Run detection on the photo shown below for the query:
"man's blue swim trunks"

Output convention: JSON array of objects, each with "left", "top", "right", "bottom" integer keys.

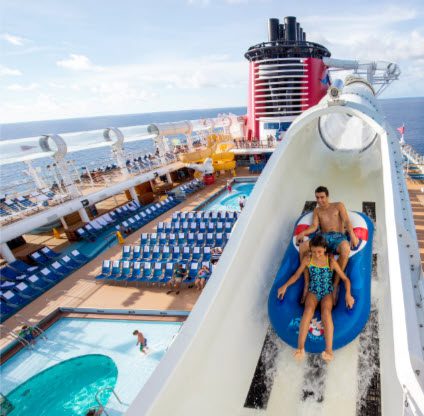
[{"left": 321, "top": 232, "right": 347, "bottom": 254}]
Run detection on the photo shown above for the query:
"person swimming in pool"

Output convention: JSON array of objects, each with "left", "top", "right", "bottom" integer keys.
[
  {"left": 133, "top": 330, "right": 148, "bottom": 354},
  {"left": 295, "top": 186, "right": 359, "bottom": 305},
  {"left": 277, "top": 235, "right": 355, "bottom": 362}
]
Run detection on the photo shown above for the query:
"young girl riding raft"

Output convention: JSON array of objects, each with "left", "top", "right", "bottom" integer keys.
[{"left": 277, "top": 235, "right": 355, "bottom": 362}]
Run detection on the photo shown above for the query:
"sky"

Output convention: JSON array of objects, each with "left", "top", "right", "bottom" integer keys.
[{"left": 1, "top": 0, "right": 423, "bottom": 123}]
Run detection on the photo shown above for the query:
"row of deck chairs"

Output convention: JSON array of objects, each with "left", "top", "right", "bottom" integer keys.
[
  {"left": 0, "top": 188, "right": 66, "bottom": 221},
  {"left": 170, "top": 210, "right": 238, "bottom": 223},
  {"left": 96, "top": 259, "right": 213, "bottom": 286},
  {"left": 0, "top": 249, "right": 89, "bottom": 322},
  {"left": 168, "top": 179, "right": 204, "bottom": 198},
  {"left": 121, "top": 245, "right": 217, "bottom": 263},
  {"left": 76, "top": 196, "right": 179, "bottom": 242},
  {"left": 139, "top": 231, "right": 231, "bottom": 248}
]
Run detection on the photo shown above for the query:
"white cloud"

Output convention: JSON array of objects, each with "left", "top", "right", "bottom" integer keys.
[
  {"left": 0, "top": 33, "right": 26, "bottom": 46},
  {"left": 7, "top": 83, "right": 39, "bottom": 91},
  {"left": 0, "top": 64, "right": 22, "bottom": 77},
  {"left": 56, "top": 54, "right": 103, "bottom": 71}
]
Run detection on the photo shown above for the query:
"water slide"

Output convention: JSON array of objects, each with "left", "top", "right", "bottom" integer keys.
[
  {"left": 179, "top": 134, "right": 236, "bottom": 173},
  {"left": 127, "top": 77, "right": 424, "bottom": 415}
]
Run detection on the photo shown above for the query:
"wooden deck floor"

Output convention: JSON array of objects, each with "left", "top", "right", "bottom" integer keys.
[{"left": 0, "top": 168, "right": 256, "bottom": 350}]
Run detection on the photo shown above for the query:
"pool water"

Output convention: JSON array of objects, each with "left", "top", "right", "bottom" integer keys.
[
  {"left": 203, "top": 182, "right": 255, "bottom": 211},
  {"left": 6, "top": 355, "right": 117, "bottom": 416},
  {"left": 1, "top": 318, "right": 182, "bottom": 415}
]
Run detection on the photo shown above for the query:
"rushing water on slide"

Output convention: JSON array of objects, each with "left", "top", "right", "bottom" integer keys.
[{"left": 244, "top": 236, "right": 382, "bottom": 416}]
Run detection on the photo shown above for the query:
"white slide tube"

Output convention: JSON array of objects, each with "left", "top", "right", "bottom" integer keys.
[{"left": 127, "top": 88, "right": 424, "bottom": 415}]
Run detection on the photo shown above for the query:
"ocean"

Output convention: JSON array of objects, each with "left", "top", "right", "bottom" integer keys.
[{"left": 0, "top": 98, "right": 422, "bottom": 196}]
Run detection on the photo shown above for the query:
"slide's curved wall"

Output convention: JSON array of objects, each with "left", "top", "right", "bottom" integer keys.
[{"left": 127, "top": 99, "right": 424, "bottom": 415}]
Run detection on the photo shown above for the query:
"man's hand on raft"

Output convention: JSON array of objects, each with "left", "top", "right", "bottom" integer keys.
[
  {"left": 350, "top": 234, "right": 359, "bottom": 249},
  {"left": 296, "top": 233, "right": 305, "bottom": 245}
]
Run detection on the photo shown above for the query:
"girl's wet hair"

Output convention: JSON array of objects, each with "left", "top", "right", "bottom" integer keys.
[{"left": 309, "top": 235, "right": 328, "bottom": 251}]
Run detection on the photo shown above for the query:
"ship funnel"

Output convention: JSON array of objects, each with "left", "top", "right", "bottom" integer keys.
[
  {"left": 284, "top": 16, "right": 297, "bottom": 41},
  {"left": 318, "top": 76, "right": 379, "bottom": 153},
  {"left": 268, "top": 18, "right": 280, "bottom": 42}
]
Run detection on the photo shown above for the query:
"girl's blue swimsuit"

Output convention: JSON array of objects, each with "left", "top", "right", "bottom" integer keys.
[{"left": 308, "top": 256, "right": 334, "bottom": 301}]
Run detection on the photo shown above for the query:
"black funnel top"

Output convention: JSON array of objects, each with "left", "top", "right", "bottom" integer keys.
[{"left": 245, "top": 15, "right": 331, "bottom": 61}]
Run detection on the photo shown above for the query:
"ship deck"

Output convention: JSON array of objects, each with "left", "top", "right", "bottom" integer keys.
[
  {"left": 0, "top": 168, "right": 256, "bottom": 352},
  {"left": 2, "top": 170, "right": 423, "bottom": 355}
]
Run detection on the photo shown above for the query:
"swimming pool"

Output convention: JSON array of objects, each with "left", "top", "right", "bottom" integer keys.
[
  {"left": 202, "top": 182, "right": 255, "bottom": 211},
  {"left": 1, "top": 318, "right": 182, "bottom": 415},
  {"left": 5, "top": 354, "right": 117, "bottom": 416}
]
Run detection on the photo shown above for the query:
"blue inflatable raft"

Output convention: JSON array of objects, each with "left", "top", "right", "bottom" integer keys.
[{"left": 268, "top": 211, "right": 374, "bottom": 353}]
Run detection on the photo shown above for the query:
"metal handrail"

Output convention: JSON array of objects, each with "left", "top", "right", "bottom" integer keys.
[
  {"left": 12, "top": 314, "right": 48, "bottom": 340},
  {"left": 95, "top": 387, "right": 126, "bottom": 416},
  {"left": 0, "top": 324, "right": 32, "bottom": 349}
]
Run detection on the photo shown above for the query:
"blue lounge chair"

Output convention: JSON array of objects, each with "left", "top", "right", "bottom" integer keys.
[
  {"left": 207, "top": 222, "right": 215, "bottom": 233},
  {"left": 157, "top": 222, "right": 165, "bottom": 233},
  {"left": 70, "top": 249, "right": 89, "bottom": 264},
  {"left": 159, "top": 233, "right": 167, "bottom": 245},
  {"left": 0, "top": 266, "right": 25, "bottom": 281},
  {"left": 182, "top": 247, "right": 191, "bottom": 261},
  {"left": 39, "top": 267, "right": 62, "bottom": 283},
  {"left": 117, "top": 261, "right": 132, "bottom": 283},
  {"left": 172, "top": 247, "right": 181, "bottom": 261},
  {"left": 141, "top": 233, "right": 149, "bottom": 246},
  {"left": 40, "top": 246, "right": 60, "bottom": 260},
  {"left": 162, "top": 246, "right": 171, "bottom": 262},
  {"left": 0, "top": 300, "right": 16, "bottom": 321},
  {"left": 96, "top": 260, "right": 111, "bottom": 281},
  {"left": 59, "top": 255, "right": 80, "bottom": 270},
  {"left": 109, "top": 260, "right": 122, "bottom": 281},
  {"left": 49, "top": 261, "right": 72, "bottom": 277},
  {"left": 178, "top": 232, "right": 186, "bottom": 245},
  {"left": 216, "top": 222, "right": 224, "bottom": 233},
  {"left": 187, "top": 262, "right": 199, "bottom": 284},
  {"left": 133, "top": 246, "right": 141, "bottom": 260},
  {"left": 1, "top": 290, "right": 28, "bottom": 308},
  {"left": 141, "top": 262, "right": 152, "bottom": 283},
  {"left": 225, "top": 222, "right": 233, "bottom": 233},
  {"left": 29, "top": 251, "right": 50, "bottom": 266},
  {"left": 164, "top": 263, "right": 174, "bottom": 283},
  {"left": 130, "top": 261, "right": 142, "bottom": 284},
  {"left": 122, "top": 245, "right": 132, "bottom": 260},
  {"left": 182, "top": 222, "right": 189, "bottom": 233},
  {"left": 165, "top": 223, "right": 172, "bottom": 234},
  {"left": 13, "top": 282, "right": 42, "bottom": 299},
  {"left": 215, "top": 233, "right": 224, "bottom": 247},
  {"left": 197, "top": 233, "right": 205, "bottom": 246},
  {"left": 142, "top": 245, "right": 151, "bottom": 260},
  {"left": 9, "top": 260, "right": 37, "bottom": 274},
  {"left": 152, "top": 262, "right": 163, "bottom": 283},
  {"left": 199, "top": 222, "right": 206, "bottom": 233},
  {"left": 203, "top": 247, "right": 211, "bottom": 261},
  {"left": 192, "top": 246, "right": 201, "bottom": 260},
  {"left": 169, "top": 233, "right": 176, "bottom": 245},
  {"left": 152, "top": 245, "right": 161, "bottom": 261},
  {"left": 206, "top": 233, "right": 215, "bottom": 245},
  {"left": 187, "top": 233, "right": 195, "bottom": 245},
  {"left": 26, "top": 274, "right": 52, "bottom": 290},
  {"left": 149, "top": 233, "right": 158, "bottom": 246},
  {"left": 76, "top": 228, "right": 95, "bottom": 242},
  {"left": 173, "top": 221, "right": 181, "bottom": 232}
]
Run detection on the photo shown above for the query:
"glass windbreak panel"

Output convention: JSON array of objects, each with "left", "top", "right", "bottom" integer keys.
[
  {"left": 61, "top": 130, "right": 111, "bottom": 153},
  {"left": 0, "top": 137, "right": 54, "bottom": 165},
  {"left": 119, "top": 125, "right": 155, "bottom": 143}
]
